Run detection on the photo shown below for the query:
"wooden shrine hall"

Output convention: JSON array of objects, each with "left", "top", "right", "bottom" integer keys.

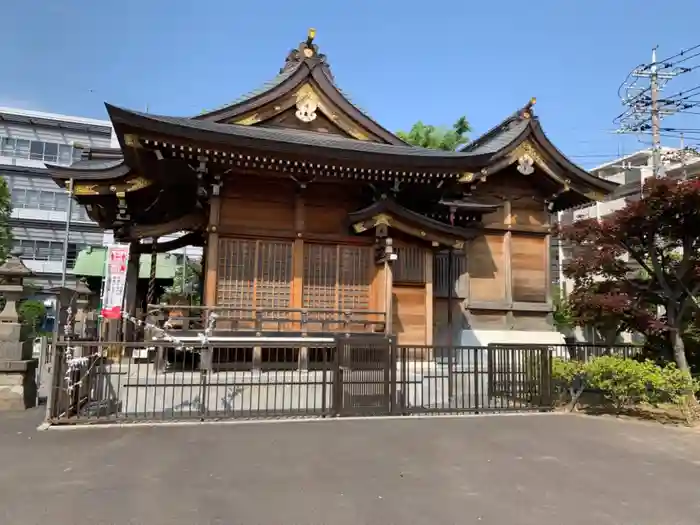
[{"left": 45, "top": 30, "right": 617, "bottom": 354}]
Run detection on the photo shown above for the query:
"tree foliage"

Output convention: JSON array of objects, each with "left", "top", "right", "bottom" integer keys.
[
  {"left": 161, "top": 258, "right": 202, "bottom": 305},
  {"left": 396, "top": 116, "right": 471, "bottom": 151},
  {"left": 18, "top": 299, "right": 46, "bottom": 341},
  {"left": 559, "top": 177, "right": 700, "bottom": 371},
  {"left": 552, "top": 355, "right": 699, "bottom": 414}
]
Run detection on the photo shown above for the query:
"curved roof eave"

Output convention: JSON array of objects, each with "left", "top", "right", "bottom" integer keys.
[
  {"left": 528, "top": 120, "right": 619, "bottom": 193},
  {"left": 348, "top": 198, "right": 479, "bottom": 239},
  {"left": 192, "top": 62, "right": 307, "bottom": 122},
  {"left": 106, "top": 104, "right": 497, "bottom": 170},
  {"left": 44, "top": 158, "right": 132, "bottom": 181}
]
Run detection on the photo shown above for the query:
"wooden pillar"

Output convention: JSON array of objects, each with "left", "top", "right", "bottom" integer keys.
[
  {"left": 292, "top": 239, "right": 307, "bottom": 368},
  {"left": 203, "top": 193, "right": 222, "bottom": 309},
  {"left": 503, "top": 200, "right": 514, "bottom": 329},
  {"left": 424, "top": 249, "right": 434, "bottom": 360},
  {"left": 424, "top": 250, "right": 434, "bottom": 346},
  {"left": 123, "top": 241, "right": 139, "bottom": 342},
  {"left": 384, "top": 260, "right": 394, "bottom": 337},
  {"left": 292, "top": 189, "right": 307, "bottom": 369}
]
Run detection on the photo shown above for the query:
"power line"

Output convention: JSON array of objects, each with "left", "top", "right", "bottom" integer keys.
[
  {"left": 654, "top": 43, "right": 700, "bottom": 67},
  {"left": 615, "top": 45, "right": 700, "bottom": 176}
]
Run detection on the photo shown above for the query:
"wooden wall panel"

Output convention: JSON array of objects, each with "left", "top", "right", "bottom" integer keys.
[
  {"left": 220, "top": 179, "right": 296, "bottom": 234},
  {"left": 467, "top": 310, "right": 508, "bottom": 330},
  {"left": 511, "top": 235, "right": 547, "bottom": 303},
  {"left": 511, "top": 312, "right": 551, "bottom": 331},
  {"left": 468, "top": 235, "right": 505, "bottom": 301},
  {"left": 392, "top": 285, "right": 426, "bottom": 345},
  {"left": 303, "top": 184, "right": 363, "bottom": 236},
  {"left": 510, "top": 205, "right": 548, "bottom": 226}
]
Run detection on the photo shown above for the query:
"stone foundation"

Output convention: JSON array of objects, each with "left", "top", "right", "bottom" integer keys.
[{"left": 0, "top": 361, "right": 37, "bottom": 411}]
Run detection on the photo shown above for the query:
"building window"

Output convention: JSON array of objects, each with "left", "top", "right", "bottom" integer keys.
[
  {"left": 12, "top": 239, "right": 85, "bottom": 267},
  {"left": 29, "top": 141, "right": 45, "bottom": 161},
  {"left": 0, "top": 136, "right": 82, "bottom": 165},
  {"left": 9, "top": 187, "right": 91, "bottom": 220}
]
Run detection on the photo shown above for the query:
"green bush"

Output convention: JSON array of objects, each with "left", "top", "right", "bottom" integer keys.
[{"left": 551, "top": 355, "right": 699, "bottom": 413}]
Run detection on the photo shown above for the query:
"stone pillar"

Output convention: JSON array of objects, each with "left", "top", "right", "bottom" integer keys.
[{"left": 0, "top": 250, "right": 37, "bottom": 411}]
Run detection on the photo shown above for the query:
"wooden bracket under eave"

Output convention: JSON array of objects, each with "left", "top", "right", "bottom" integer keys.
[{"left": 124, "top": 134, "right": 143, "bottom": 148}]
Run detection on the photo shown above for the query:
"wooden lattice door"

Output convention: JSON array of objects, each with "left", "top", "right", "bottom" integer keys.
[
  {"left": 217, "top": 238, "right": 293, "bottom": 330},
  {"left": 302, "top": 243, "right": 372, "bottom": 331}
]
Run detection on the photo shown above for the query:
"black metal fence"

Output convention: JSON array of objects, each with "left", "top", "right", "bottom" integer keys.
[{"left": 46, "top": 338, "right": 555, "bottom": 425}]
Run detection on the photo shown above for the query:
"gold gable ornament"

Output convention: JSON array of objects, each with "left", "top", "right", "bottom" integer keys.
[
  {"left": 295, "top": 85, "right": 319, "bottom": 123},
  {"left": 517, "top": 154, "right": 535, "bottom": 175}
]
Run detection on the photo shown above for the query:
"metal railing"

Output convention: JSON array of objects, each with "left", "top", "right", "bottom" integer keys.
[
  {"left": 555, "top": 343, "right": 643, "bottom": 362},
  {"left": 46, "top": 339, "right": 555, "bottom": 425},
  {"left": 145, "top": 305, "right": 387, "bottom": 335}
]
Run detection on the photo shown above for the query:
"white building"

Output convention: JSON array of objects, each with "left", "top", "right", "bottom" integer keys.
[
  {"left": 0, "top": 106, "right": 202, "bottom": 297},
  {"left": 0, "top": 107, "right": 116, "bottom": 292},
  {"left": 555, "top": 147, "right": 700, "bottom": 342}
]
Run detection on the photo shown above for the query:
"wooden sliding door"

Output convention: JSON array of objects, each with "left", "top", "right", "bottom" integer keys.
[
  {"left": 217, "top": 238, "right": 293, "bottom": 327},
  {"left": 302, "top": 243, "right": 373, "bottom": 329}
]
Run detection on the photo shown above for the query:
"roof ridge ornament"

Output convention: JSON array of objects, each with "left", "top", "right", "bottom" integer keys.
[
  {"left": 520, "top": 97, "right": 537, "bottom": 120},
  {"left": 280, "top": 28, "right": 329, "bottom": 74}
]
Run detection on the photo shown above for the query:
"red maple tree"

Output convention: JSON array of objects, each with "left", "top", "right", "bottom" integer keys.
[{"left": 559, "top": 177, "right": 700, "bottom": 372}]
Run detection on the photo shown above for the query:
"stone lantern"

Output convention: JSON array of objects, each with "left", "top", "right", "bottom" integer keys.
[{"left": 0, "top": 248, "right": 37, "bottom": 410}]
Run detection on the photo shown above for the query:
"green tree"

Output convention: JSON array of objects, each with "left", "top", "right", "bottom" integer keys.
[
  {"left": 397, "top": 116, "right": 471, "bottom": 151},
  {"left": 0, "top": 177, "right": 12, "bottom": 262},
  {"left": 18, "top": 299, "right": 46, "bottom": 341},
  {"left": 161, "top": 258, "right": 202, "bottom": 305},
  {"left": 559, "top": 177, "right": 700, "bottom": 372}
]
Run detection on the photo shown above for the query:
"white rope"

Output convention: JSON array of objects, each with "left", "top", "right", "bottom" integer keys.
[{"left": 63, "top": 310, "right": 218, "bottom": 393}]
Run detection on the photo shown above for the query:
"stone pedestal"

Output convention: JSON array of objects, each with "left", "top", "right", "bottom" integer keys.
[
  {"left": 0, "top": 249, "right": 38, "bottom": 411},
  {"left": 0, "top": 358, "right": 37, "bottom": 411}
]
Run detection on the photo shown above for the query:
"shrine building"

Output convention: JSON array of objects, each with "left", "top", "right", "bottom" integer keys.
[{"left": 45, "top": 30, "right": 617, "bottom": 353}]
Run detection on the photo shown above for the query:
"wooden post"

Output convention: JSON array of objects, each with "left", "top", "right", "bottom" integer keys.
[
  {"left": 384, "top": 260, "right": 394, "bottom": 337},
  {"left": 503, "top": 200, "right": 514, "bottom": 329},
  {"left": 424, "top": 250, "right": 434, "bottom": 345},
  {"left": 123, "top": 241, "right": 140, "bottom": 342},
  {"left": 203, "top": 189, "right": 221, "bottom": 372},
  {"left": 292, "top": 239, "right": 307, "bottom": 369},
  {"left": 203, "top": 193, "right": 222, "bottom": 309}
]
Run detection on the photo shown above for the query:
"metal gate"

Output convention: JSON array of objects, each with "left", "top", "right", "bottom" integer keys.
[{"left": 334, "top": 336, "right": 393, "bottom": 416}]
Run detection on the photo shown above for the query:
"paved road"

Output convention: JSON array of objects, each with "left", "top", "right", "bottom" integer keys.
[{"left": 2, "top": 411, "right": 700, "bottom": 524}]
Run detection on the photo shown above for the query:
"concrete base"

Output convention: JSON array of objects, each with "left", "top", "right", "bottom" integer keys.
[{"left": 0, "top": 360, "right": 38, "bottom": 411}]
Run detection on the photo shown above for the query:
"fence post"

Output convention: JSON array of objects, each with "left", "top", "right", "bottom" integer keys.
[
  {"left": 541, "top": 348, "right": 553, "bottom": 408},
  {"left": 389, "top": 337, "right": 398, "bottom": 415},
  {"left": 44, "top": 342, "right": 62, "bottom": 423}
]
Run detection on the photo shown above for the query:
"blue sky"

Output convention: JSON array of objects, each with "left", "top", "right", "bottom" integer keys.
[{"left": 3, "top": 0, "right": 699, "bottom": 168}]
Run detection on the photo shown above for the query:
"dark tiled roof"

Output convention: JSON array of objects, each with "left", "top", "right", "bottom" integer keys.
[
  {"left": 70, "top": 158, "right": 124, "bottom": 171},
  {"left": 197, "top": 63, "right": 302, "bottom": 116},
  {"left": 82, "top": 147, "right": 124, "bottom": 161},
  {"left": 348, "top": 198, "right": 480, "bottom": 240},
  {"left": 45, "top": 157, "right": 131, "bottom": 180},
  {"left": 461, "top": 108, "right": 530, "bottom": 155},
  {"left": 108, "top": 105, "right": 495, "bottom": 164},
  {"left": 463, "top": 119, "right": 529, "bottom": 155}
]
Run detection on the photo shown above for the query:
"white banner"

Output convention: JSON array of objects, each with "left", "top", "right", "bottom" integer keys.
[{"left": 100, "top": 244, "right": 130, "bottom": 320}]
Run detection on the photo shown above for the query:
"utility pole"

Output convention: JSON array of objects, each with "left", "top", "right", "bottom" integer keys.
[
  {"left": 650, "top": 47, "right": 662, "bottom": 177},
  {"left": 617, "top": 46, "right": 685, "bottom": 179},
  {"left": 60, "top": 178, "right": 74, "bottom": 288}
]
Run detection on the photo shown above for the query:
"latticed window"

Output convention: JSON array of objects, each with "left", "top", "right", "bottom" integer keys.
[
  {"left": 217, "top": 239, "right": 292, "bottom": 318},
  {"left": 393, "top": 245, "right": 425, "bottom": 284},
  {"left": 303, "top": 243, "right": 372, "bottom": 313}
]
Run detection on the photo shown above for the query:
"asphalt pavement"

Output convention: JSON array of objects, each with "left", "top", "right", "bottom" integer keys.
[{"left": 1, "top": 410, "right": 700, "bottom": 524}]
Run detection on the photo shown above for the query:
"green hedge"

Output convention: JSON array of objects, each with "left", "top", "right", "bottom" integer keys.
[{"left": 552, "top": 355, "right": 699, "bottom": 413}]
